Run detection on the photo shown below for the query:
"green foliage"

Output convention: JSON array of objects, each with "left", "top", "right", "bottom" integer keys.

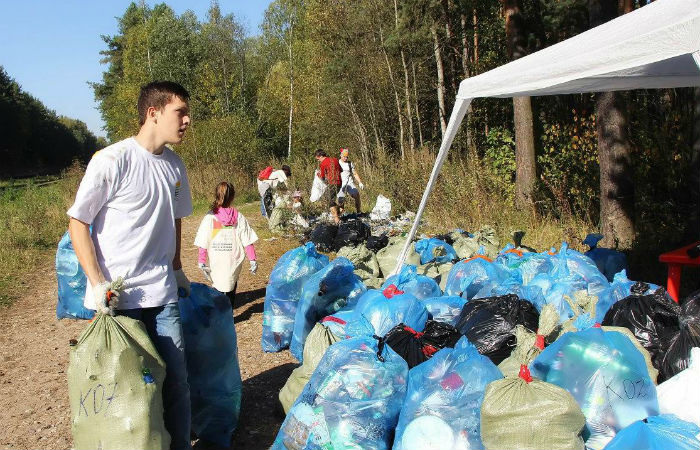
[
  {"left": 538, "top": 110, "right": 599, "bottom": 218},
  {"left": 484, "top": 127, "right": 516, "bottom": 201}
]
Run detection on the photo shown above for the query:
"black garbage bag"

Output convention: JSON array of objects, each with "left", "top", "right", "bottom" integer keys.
[
  {"left": 421, "top": 320, "right": 462, "bottom": 350},
  {"left": 366, "top": 233, "right": 389, "bottom": 253},
  {"left": 455, "top": 294, "right": 540, "bottom": 365},
  {"left": 333, "top": 219, "right": 370, "bottom": 251},
  {"left": 656, "top": 290, "right": 700, "bottom": 382},
  {"left": 308, "top": 223, "right": 338, "bottom": 253},
  {"left": 383, "top": 320, "right": 461, "bottom": 368},
  {"left": 602, "top": 285, "right": 681, "bottom": 380}
]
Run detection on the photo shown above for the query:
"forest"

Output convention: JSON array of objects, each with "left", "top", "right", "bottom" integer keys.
[
  {"left": 0, "top": 68, "right": 105, "bottom": 178},
  {"left": 6, "top": 0, "right": 699, "bottom": 251}
]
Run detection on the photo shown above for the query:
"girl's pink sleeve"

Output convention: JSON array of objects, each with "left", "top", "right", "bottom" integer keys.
[
  {"left": 245, "top": 244, "right": 257, "bottom": 261},
  {"left": 198, "top": 247, "right": 208, "bottom": 264}
]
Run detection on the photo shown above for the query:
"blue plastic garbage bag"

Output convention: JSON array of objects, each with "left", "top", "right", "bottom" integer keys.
[
  {"left": 473, "top": 276, "right": 545, "bottom": 308},
  {"left": 530, "top": 326, "right": 659, "bottom": 450},
  {"left": 262, "top": 243, "right": 329, "bottom": 352},
  {"left": 510, "top": 251, "right": 555, "bottom": 285},
  {"left": 290, "top": 257, "right": 367, "bottom": 362},
  {"left": 392, "top": 336, "right": 502, "bottom": 450},
  {"left": 420, "top": 295, "right": 466, "bottom": 326},
  {"left": 179, "top": 283, "right": 242, "bottom": 448},
  {"left": 320, "top": 309, "right": 356, "bottom": 338},
  {"left": 352, "top": 286, "right": 429, "bottom": 337},
  {"left": 584, "top": 233, "right": 629, "bottom": 283},
  {"left": 552, "top": 242, "right": 609, "bottom": 292},
  {"left": 528, "top": 272, "right": 588, "bottom": 323},
  {"left": 415, "top": 238, "right": 458, "bottom": 264},
  {"left": 56, "top": 231, "right": 95, "bottom": 320},
  {"left": 595, "top": 271, "right": 660, "bottom": 324},
  {"left": 603, "top": 414, "right": 700, "bottom": 450},
  {"left": 382, "top": 265, "right": 442, "bottom": 299},
  {"left": 444, "top": 255, "right": 509, "bottom": 299},
  {"left": 271, "top": 332, "right": 409, "bottom": 450}
]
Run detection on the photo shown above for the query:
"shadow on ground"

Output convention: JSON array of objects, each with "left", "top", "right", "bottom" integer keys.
[{"left": 230, "top": 362, "right": 297, "bottom": 449}]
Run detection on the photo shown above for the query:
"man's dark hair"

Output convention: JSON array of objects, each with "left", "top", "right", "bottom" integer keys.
[
  {"left": 314, "top": 149, "right": 328, "bottom": 158},
  {"left": 137, "top": 81, "right": 190, "bottom": 125},
  {"left": 281, "top": 165, "right": 292, "bottom": 177}
]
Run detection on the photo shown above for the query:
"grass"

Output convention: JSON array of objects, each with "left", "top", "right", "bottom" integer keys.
[{"left": 0, "top": 164, "right": 82, "bottom": 306}]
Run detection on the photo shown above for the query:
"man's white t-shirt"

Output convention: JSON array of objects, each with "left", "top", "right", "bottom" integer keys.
[
  {"left": 67, "top": 137, "right": 193, "bottom": 310},
  {"left": 194, "top": 212, "right": 258, "bottom": 293},
  {"left": 257, "top": 169, "right": 288, "bottom": 197}
]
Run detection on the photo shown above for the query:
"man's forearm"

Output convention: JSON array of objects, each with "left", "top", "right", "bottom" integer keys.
[
  {"left": 68, "top": 217, "right": 105, "bottom": 287},
  {"left": 173, "top": 218, "right": 183, "bottom": 270}
]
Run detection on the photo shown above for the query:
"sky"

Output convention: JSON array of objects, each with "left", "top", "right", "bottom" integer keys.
[{"left": 0, "top": 1, "right": 270, "bottom": 138}]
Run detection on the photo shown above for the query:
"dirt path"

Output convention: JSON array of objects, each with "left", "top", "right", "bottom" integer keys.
[{"left": 0, "top": 206, "right": 299, "bottom": 449}]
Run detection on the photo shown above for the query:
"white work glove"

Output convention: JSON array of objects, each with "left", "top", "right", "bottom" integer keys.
[
  {"left": 249, "top": 260, "right": 258, "bottom": 274},
  {"left": 198, "top": 262, "right": 212, "bottom": 283},
  {"left": 359, "top": 182, "right": 365, "bottom": 190},
  {"left": 174, "top": 268, "right": 191, "bottom": 297},
  {"left": 92, "top": 277, "right": 125, "bottom": 316}
]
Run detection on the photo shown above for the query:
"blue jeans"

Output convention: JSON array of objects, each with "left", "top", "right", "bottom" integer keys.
[
  {"left": 260, "top": 196, "right": 267, "bottom": 217},
  {"left": 119, "top": 302, "right": 192, "bottom": 450}
]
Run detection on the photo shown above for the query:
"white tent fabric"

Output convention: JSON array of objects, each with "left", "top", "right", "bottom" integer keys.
[{"left": 393, "top": 0, "right": 700, "bottom": 275}]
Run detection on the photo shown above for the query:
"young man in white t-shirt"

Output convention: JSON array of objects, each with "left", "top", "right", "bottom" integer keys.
[{"left": 67, "top": 81, "right": 194, "bottom": 450}]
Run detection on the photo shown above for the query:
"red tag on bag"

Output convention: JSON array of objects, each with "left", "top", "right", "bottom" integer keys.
[
  {"left": 519, "top": 365, "right": 533, "bottom": 383},
  {"left": 382, "top": 284, "right": 405, "bottom": 298},
  {"left": 534, "top": 334, "right": 545, "bottom": 351}
]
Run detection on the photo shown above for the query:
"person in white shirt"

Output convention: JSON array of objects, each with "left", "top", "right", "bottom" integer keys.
[
  {"left": 257, "top": 165, "right": 292, "bottom": 217},
  {"left": 195, "top": 182, "right": 258, "bottom": 307},
  {"left": 338, "top": 147, "right": 365, "bottom": 212},
  {"left": 67, "top": 81, "right": 194, "bottom": 450}
]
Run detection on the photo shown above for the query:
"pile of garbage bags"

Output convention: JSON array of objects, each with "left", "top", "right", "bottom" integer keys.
[{"left": 265, "top": 230, "right": 700, "bottom": 450}]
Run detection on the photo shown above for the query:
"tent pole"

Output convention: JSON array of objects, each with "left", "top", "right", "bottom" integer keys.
[{"left": 390, "top": 98, "right": 472, "bottom": 277}]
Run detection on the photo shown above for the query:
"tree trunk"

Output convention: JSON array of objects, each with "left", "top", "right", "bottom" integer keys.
[
  {"left": 473, "top": 9, "right": 479, "bottom": 66},
  {"left": 504, "top": 0, "right": 536, "bottom": 209},
  {"left": 412, "top": 61, "right": 424, "bottom": 147},
  {"left": 379, "top": 26, "right": 406, "bottom": 157},
  {"left": 460, "top": 12, "right": 474, "bottom": 151},
  {"left": 287, "top": 38, "right": 293, "bottom": 159},
  {"left": 394, "top": 0, "right": 415, "bottom": 151},
  {"left": 591, "top": 0, "right": 635, "bottom": 248},
  {"left": 431, "top": 23, "right": 447, "bottom": 137},
  {"left": 442, "top": 0, "right": 458, "bottom": 96}
]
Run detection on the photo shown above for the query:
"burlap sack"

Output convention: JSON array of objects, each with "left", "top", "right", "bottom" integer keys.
[
  {"left": 68, "top": 314, "right": 169, "bottom": 450},
  {"left": 279, "top": 323, "right": 342, "bottom": 413},
  {"left": 481, "top": 375, "right": 585, "bottom": 450}
]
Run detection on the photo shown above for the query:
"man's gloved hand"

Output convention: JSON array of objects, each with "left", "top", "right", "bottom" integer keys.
[
  {"left": 358, "top": 182, "right": 365, "bottom": 190},
  {"left": 174, "top": 268, "right": 191, "bottom": 297},
  {"left": 198, "top": 262, "right": 213, "bottom": 283},
  {"left": 92, "top": 277, "right": 125, "bottom": 316},
  {"left": 249, "top": 260, "right": 258, "bottom": 274}
]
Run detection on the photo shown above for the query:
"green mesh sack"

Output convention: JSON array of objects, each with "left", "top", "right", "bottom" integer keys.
[
  {"left": 452, "top": 226, "right": 499, "bottom": 259},
  {"left": 279, "top": 323, "right": 342, "bottom": 413},
  {"left": 481, "top": 369, "right": 585, "bottom": 450},
  {"left": 417, "top": 261, "right": 454, "bottom": 291},
  {"left": 376, "top": 236, "right": 420, "bottom": 277},
  {"left": 68, "top": 314, "right": 169, "bottom": 450},
  {"left": 337, "top": 244, "right": 381, "bottom": 280}
]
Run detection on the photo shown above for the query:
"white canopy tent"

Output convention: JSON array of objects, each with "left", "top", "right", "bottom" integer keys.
[{"left": 393, "top": 0, "right": 700, "bottom": 274}]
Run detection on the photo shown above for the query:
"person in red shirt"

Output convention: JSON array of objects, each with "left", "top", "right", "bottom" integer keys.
[{"left": 314, "top": 148, "right": 342, "bottom": 224}]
